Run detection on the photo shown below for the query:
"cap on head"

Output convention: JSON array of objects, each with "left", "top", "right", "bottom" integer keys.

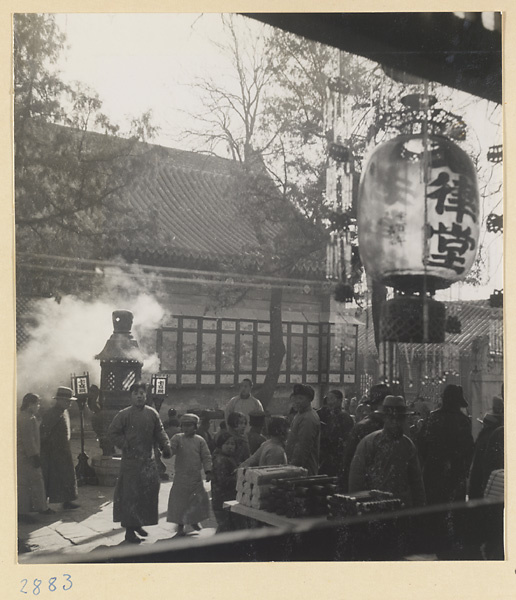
[
  {"left": 375, "top": 395, "right": 414, "bottom": 416},
  {"left": 292, "top": 383, "right": 315, "bottom": 401},
  {"left": 442, "top": 384, "right": 468, "bottom": 408},
  {"left": 180, "top": 413, "right": 200, "bottom": 425},
  {"left": 54, "top": 386, "right": 77, "bottom": 401}
]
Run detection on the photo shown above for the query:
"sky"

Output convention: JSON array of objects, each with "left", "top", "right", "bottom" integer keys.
[
  {"left": 51, "top": 12, "right": 503, "bottom": 301},
  {"left": 54, "top": 13, "right": 256, "bottom": 149}
]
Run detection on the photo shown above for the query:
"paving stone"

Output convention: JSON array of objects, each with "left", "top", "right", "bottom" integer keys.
[
  {"left": 51, "top": 522, "right": 100, "bottom": 543},
  {"left": 18, "top": 439, "right": 219, "bottom": 560}
]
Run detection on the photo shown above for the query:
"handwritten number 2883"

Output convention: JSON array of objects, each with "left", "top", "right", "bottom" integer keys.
[{"left": 19, "top": 575, "right": 73, "bottom": 594}]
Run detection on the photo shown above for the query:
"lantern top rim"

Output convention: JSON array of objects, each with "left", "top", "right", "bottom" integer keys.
[{"left": 377, "top": 107, "right": 467, "bottom": 140}]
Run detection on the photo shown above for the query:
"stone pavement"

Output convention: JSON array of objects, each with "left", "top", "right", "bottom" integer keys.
[{"left": 18, "top": 436, "right": 217, "bottom": 563}]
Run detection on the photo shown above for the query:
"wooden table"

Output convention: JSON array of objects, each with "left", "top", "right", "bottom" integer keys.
[{"left": 223, "top": 500, "right": 329, "bottom": 530}]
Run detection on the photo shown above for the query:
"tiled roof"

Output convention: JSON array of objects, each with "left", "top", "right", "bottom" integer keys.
[
  {"left": 17, "top": 122, "right": 326, "bottom": 279},
  {"left": 115, "top": 144, "right": 325, "bottom": 277}
]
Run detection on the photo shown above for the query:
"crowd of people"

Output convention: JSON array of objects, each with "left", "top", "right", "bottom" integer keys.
[{"left": 17, "top": 377, "right": 504, "bottom": 546}]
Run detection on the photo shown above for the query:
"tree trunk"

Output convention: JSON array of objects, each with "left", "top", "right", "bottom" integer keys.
[{"left": 255, "top": 286, "right": 286, "bottom": 408}]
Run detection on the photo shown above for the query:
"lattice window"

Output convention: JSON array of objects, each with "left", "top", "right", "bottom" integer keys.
[
  {"left": 122, "top": 370, "right": 136, "bottom": 390},
  {"left": 106, "top": 371, "right": 116, "bottom": 391}
]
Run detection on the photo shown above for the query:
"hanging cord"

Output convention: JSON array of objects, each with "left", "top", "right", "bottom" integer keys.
[{"left": 421, "top": 80, "right": 431, "bottom": 343}]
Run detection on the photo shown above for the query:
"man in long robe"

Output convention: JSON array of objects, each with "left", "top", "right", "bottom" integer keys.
[
  {"left": 17, "top": 393, "right": 50, "bottom": 522},
  {"left": 40, "top": 387, "right": 79, "bottom": 509},
  {"left": 286, "top": 384, "right": 321, "bottom": 476},
  {"left": 167, "top": 413, "right": 212, "bottom": 536},
  {"left": 417, "top": 384, "right": 474, "bottom": 505},
  {"left": 108, "top": 382, "right": 171, "bottom": 544},
  {"left": 349, "top": 395, "right": 426, "bottom": 508}
]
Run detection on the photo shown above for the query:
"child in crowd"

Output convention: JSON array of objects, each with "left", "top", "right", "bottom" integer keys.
[
  {"left": 210, "top": 432, "right": 238, "bottom": 533},
  {"left": 226, "top": 411, "right": 250, "bottom": 465},
  {"left": 241, "top": 416, "right": 289, "bottom": 467},
  {"left": 166, "top": 413, "right": 212, "bottom": 537}
]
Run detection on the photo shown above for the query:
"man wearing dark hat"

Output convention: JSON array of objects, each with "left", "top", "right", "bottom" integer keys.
[
  {"left": 468, "top": 395, "right": 504, "bottom": 499},
  {"left": 247, "top": 410, "right": 267, "bottom": 454},
  {"left": 337, "top": 383, "right": 391, "bottom": 492},
  {"left": 417, "top": 384, "right": 474, "bottom": 505},
  {"left": 349, "top": 395, "right": 426, "bottom": 508},
  {"left": 286, "top": 384, "right": 321, "bottom": 476},
  {"left": 40, "top": 387, "right": 80, "bottom": 510}
]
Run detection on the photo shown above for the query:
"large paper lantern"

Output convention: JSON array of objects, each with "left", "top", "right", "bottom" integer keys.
[
  {"left": 358, "top": 133, "right": 480, "bottom": 294},
  {"left": 358, "top": 130, "right": 480, "bottom": 343}
]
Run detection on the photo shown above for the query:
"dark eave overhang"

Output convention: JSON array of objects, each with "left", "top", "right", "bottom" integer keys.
[{"left": 244, "top": 13, "right": 502, "bottom": 103}]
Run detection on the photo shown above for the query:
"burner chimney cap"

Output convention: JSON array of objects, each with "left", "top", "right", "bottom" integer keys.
[
  {"left": 113, "top": 310, "right": 133, "bottom": 333},
  {"left": 95, "top": 309, "right": 143, "bottom": 363}
]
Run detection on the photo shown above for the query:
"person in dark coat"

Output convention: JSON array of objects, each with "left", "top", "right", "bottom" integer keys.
[
  {"left": 317, "top": 390, "right": 354, "bottom": 476},
  {"left": 286, "top": 384, "right": 321, "bottom": 476},
  {"left": 468, "top": 395, "right": 504, "bottom": 499},
  {"left": 17, "top": 393, "right": 52, "bottom": 522},
  {"left": 247, "top": 410, "right": 267, "bottom": 454},
  {"left": 337, "top": 383, "right": 392, "bottom": 492},
  {"left": 482, "top": 425, "right": 504, "bottom": 487},
  {"left": 211, "top": 432, "right": 238, "bottom": 533},
  {"left": 417, "top": 384, "right": 474, "bottom": 505},
  {"left": 40, "top": 387, "right": 80, "bottom": 510}
]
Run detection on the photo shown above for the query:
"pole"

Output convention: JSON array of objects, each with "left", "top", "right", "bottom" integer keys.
[
  {"left": 75, "top": 395, "right": 98, "bottom": 486},
  {"left": 80, "top": 404, "right": 85, "bottom": 455}
]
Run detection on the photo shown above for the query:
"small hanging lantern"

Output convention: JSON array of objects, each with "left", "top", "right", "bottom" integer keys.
[
  {"left": 486, "top": 213, "right": 503, "bottom": 233},
  {"left": 489, "top": 289, "right": 503, "bottom": 308},
  {"left": 487, "top": 144, "right": 503, "bottom": 163}
]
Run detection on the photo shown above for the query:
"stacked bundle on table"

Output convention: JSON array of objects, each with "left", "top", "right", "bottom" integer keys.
[
  {"left": 267, "top": 475, "right": 338, "bottom": 518},
  {"left": 236, "top": 465, "right": 308, "bottom": 510},
  {"left": 327, "top": 490, "right": 404, "bottom": 519}
]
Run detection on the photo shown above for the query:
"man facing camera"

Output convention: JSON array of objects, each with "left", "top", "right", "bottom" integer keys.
[{"left": 286, "top": 384, "right": 321, "bottom": 476}]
